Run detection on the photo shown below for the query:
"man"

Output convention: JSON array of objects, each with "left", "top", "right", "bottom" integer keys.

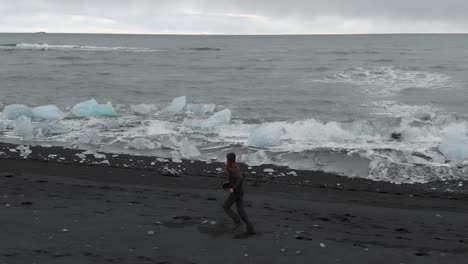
[{"left": 223, "top": 152, "right": 255, "bottom": 234}]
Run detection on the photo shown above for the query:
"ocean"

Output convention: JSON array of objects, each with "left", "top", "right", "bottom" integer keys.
[{"left": 1, "top": 33, "right": 467, "bottom": 184}]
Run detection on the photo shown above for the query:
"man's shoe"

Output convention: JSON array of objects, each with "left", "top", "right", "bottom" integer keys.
[
  {"left": 232, "top": 222, "right": 242, "bottom": 231},
  {"left": 245, "top": 229, "right": 256, "bottom": 235}
]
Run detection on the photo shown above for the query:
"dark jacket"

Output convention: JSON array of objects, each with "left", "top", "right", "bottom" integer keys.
[{"left": 228, "top": 168, "right": 244, "bottom": 193}]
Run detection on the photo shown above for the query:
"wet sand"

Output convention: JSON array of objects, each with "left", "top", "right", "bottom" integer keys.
[{"left": 0, "top": 143, "right": 468, "bottom": 263}]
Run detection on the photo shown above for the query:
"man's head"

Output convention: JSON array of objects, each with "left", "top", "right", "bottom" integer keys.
[{"left": 226, "top": 152, "right": 236, "bottom": 163}]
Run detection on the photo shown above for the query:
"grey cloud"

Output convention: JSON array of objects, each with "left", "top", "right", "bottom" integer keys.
[{"left": 0, "top": 0, "right": 467, "bottom": 34}]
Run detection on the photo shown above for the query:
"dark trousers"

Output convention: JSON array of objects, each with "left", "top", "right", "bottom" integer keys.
[{"left": 223, "top": 192, "right": 254, "bottom": 232}]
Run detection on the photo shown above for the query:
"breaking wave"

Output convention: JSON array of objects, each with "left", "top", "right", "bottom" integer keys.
[
  {"left": 0, "top": 97, "right": 467, "bottom": 184},
  {"left": 0, "top": 43, "right": 160, "bottom": 52}
]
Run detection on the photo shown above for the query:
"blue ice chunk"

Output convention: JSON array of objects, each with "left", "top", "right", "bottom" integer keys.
[
  {"left": 13, "top": 116, "right": 34, "bottom": 139},
  {"left": 32, "top": 105, "right": 65, "bottom": 121},
  {"left": 71, "top": 99, "right": 117, "bottom": 117},
  {"left": 183, "top": 109, "right": 231, "bottom": 129},
  {"left": 3, "top": 104, "right": 33, "bottom": 120},
  {"left": 439, "top": 134, "right": 468, "bottom": 161},
  {"left": 163, "top": 96, "right": 186, "bottom": 114},
  {"left": 247, "top": 123, "right": 283, "bottom": 148},
  {"left": 179, "top": 138, "right": 201, "bottom": 158}
]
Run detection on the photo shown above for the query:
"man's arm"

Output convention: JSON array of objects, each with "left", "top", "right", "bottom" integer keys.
[{"left": 230, "top": 170, "right": 243, "bottom": 192}]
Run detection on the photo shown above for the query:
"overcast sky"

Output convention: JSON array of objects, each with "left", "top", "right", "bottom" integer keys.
[{"left": 1, "top": 0, "right": 467, "bottom": 34}]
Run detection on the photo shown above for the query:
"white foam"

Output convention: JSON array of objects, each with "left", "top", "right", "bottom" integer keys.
[
  {"left": 370, "top": 101, "right": 440, "bottom": 118},
  {"left": 367, "top": 156, "right": 467, "bottom": 184},
  {"left": 127, "top": 138, "right": 158, "bottom": 150},
  {"left": 146, "top": 120, "right": 178, "bottom": 136},
  {"left": 317, "top": 66, "right": 454, "bottom": 96}
]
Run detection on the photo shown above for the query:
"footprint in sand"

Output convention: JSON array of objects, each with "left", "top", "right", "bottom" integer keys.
[
  {"left": 173, "top": 216, "right": 192, "bottom": 220},
  {"left": 295, "top": 236, "right": 313, "bottom": 241}
]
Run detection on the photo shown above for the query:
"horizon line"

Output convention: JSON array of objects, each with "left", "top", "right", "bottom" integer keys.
[{"left": 1, "top": 32, "right": 468, "bottom": 36}]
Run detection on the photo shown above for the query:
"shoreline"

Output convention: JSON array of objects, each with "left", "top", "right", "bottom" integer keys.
[{"left": 0, "top": 142, "right": 467, "bottom": 199}]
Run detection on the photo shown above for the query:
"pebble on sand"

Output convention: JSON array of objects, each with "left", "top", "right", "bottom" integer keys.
[{"left": 320, "top": 243, "right": 327, "bottom": 248}]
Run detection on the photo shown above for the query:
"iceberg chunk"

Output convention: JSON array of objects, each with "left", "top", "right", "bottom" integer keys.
[
  {"left": 127, "top": 138, "right": 158, "bottom": 150},
  {"left": 439, "top": 134, "right": 468, "bottom": 161},
  {"left": 204, "top": 109, "right": 231, "bottom": 127},
  {"left": 184, "top": 109, "right": 231, "bottom": 129},
  {"left": 179, "top": 138, "right": 201, "bottom": 158},
  {"left": 13, "top": 116, "right": 34, "bottom": 140},
  {"left": 3, "top": 104, "right": 33, "bottom": 120},
  {"left": 186, "top": 103, "right": 216, "bottom": 114},
  {"left": 32, "top": 105, "right": 65, "bottom": 121},
  {"left": 71, "top": 99, "right": 117, "bottom": 117},
  {"left": 163, "top": 96, "right": 186, "bottom": 114},
  {"left": 247, "top": 123, "right": 283, "bottom": 148},
  {"left": 0, "top": 121, "right": 7, "bottom": 131},
  {"left": 36, "top": 122, "right": 70, "bottom": 137},
  {"left": 160, "top": 136, "right": 179, "bottom": 149},
  {"left": 241, "top": 150, "right": 268, "bottom": 166},
  {"left": 146, "top": 120, "right": 177, "bottom": 137},
  {"left": 131, "top": 104, "right": 158, "bottom": 115}
]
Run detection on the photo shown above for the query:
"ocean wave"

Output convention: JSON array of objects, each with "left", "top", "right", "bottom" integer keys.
[
  {"left": 325, "top": 50, "right": 379, "bottom": 55},
  {"left": 313, "top": 67, "right": 330, "bottom": 72},
  {"left": 373, "top": 59, "right": 393, "bottom": 63},
  {"left": 368, "top": 101, "right": 441, "bottom": 118},
  {"left": 315, "top": 66, "right": 455, "bottom": 96},
  {"left": 55, "top": 56, "right": 85, "bottom": 60},
  {"left": 0, "top": 43, "right": 161, "bottom": 53},
  {"left": 185, "top": 47, "right": 222, "bottom": 51}
]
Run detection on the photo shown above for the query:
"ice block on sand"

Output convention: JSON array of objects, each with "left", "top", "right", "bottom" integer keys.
[
  {"left": 163, "top": 96, "right": 186, "bottom": 114},
  {"left": 32, "top": 105, "right": 65, "bottom": 121},
  {"left": 247, "top": 123, "right": 283, "bottom": 148},
  {"left": 131, "top": 104, "right": 158, "bottom": 115},
  {"left": 3, "top": 104, "right": 33, "bottom": 120},
  {"left": 71, "top": 99, "right": 117, "bottom": 117},
  {"left": 439, "top": 134, "right": 468, "bottom": 161}
]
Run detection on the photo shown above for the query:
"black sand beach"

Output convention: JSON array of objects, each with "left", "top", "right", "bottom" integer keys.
[{"left": 1, "top": 143, "right": 468, "bottom": 264}]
